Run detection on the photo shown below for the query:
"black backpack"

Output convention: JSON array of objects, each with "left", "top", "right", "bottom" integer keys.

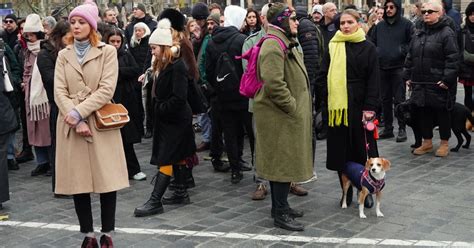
[{"left": 213, "top": 37, "right": 241, "bottom": 98}]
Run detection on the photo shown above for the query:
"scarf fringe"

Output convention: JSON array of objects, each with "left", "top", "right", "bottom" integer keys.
[
  {"left": 29, "top": 102, "right": 50, "bottom": 121},
  {"left": 328, "top": 109, "right": 348, "bottom": 127}
]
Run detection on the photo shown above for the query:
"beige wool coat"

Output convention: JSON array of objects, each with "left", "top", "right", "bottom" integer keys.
[{"left": 54, "top": 43, "right": 129, "bottom": 195}]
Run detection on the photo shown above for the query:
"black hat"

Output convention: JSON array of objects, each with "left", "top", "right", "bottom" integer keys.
[
  {"left": 159, "top": 8, "right": 185, "bottom": 32},
  {"left": 191, "top": 2, "right": 209, "bottom": 20},
  {"left": 466, "top": 2, "right": 474, "bottom": 17},
  {"left": 4, "top": 14, "right": 17, "bottom": 22}
]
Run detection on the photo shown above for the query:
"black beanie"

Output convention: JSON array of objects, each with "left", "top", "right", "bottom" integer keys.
[
  {"left": 191, "top": 2, "right": 209, "bottom": 20},
  {"left": 5, "top": 14, "right": 17, "bottom": 22},
  {"left": 159, "top": 8, "right": 186, "bottom": 32}
]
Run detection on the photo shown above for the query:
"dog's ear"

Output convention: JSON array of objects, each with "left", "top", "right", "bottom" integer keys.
[
  {"left": 365, "top": 159, "right": 372, "bottom": 169},
  {"left": 381, "top": 158, "right": 391, "bottom": 171}
]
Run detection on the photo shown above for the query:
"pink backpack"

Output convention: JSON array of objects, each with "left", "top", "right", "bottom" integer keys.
[{"left": 237, "top": 34, "right": 287, "bottom": 98}]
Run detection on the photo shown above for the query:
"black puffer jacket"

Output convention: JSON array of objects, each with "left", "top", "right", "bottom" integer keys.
[
  {"left": 404, "top": 16, "right": 459, "bottom": 109},
  {"left": 296, "top": 7, "right": 323, "bottom": 86},
  {"left": 205, "top": 26, "right": 248, "bottom": 111},
  {"left": 370, "top": 0, "right": 413, "bottom": 69},
  {"left": 459, "top": 22, "right": 474, "bottom": 81}
]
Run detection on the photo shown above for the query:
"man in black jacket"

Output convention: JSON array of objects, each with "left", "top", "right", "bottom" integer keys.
[
  {"left": 206, "top": 6, "right": 250, "bottom": 184},
  {"left": 371, "top": 0, "right": 414, "bottom": 142},
  {"left": 0, "top": 14, "right": 19, "bottom": 51},
  {"left": 124, "top": 3, "right": 157, "bottom": 46}
]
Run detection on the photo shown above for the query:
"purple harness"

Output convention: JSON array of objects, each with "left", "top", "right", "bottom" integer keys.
[{"left": 343, "top": 162, "right": 385, "bottom": 194}]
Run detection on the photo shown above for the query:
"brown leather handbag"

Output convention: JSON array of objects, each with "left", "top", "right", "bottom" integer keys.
[{"left": 94, "top": 103, "right": 130, "bottom": 131}]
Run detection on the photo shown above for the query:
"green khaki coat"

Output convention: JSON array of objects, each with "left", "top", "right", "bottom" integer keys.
[{"left": 254, "top": 27, "right": 313, "bottom": 183}]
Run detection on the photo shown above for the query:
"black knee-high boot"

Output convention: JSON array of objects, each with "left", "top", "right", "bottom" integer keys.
[
  {"left": 162, "top": 165, "right": 190, "bottom": 205},
  {"left": 134, "top": 172, "right": 170, "bottom": 217},
  {"left": 169, "top": 166, "right": 195, "bottom": 190}
]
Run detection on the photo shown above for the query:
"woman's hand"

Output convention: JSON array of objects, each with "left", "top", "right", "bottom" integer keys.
[
  {"left": 362, "top": 111, "right": 375, "bottom": 121},
  {"left": 138, "top": 73, "right": 145, "bottom": 84},
  {"left": 75, "top": 122, "right": 92, "bottom": 137},
  {"left": 437, "top": 81, "right": 448, "bottom": 90},
  {"left": 64, "top": 112, "right": 80, "bottom": 127}
]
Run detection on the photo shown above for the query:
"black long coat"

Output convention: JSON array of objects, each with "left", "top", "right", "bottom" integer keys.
[
  {"left": 321, "top": 40, "right": 381, "bottom": 171},
  {"left": 114, "top": 48, "right": 142, "bottom": 144},
  {"left": 150, "top": 58, "right": 196, "bottom": 166}
]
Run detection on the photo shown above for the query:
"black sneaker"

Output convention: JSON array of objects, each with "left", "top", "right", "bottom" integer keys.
[
  {"left": 239, "top": 159, "right": 251, "bottom": 171},
  {"left": 31, "top": 163, "right": 50, "bottom": 177},
  {"left": 396, "top": 128, "right": 407, "bottom": 142},
  {"left": 231, "top": 171, "right": 243, "bottom": 184},
  {"left": 7, "top": 159, "right": 19, "bottom": 170},
  {"left": 212, "top": 158, "right": 230, "bottom": 172}
]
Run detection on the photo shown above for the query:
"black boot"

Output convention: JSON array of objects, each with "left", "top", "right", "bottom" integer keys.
[
  {"left": 274, "top": 210, "right": 304, "bottom": 231},
  {"left": 31, "top": 163, "right": 50, "bottom": 176},
  {"left": 212, "top": 158, "right": 230, "bottom": 172},
  {"left": 162, "top": 165, "right": 191, "bottom": 205},
  {"left": 16, "top": 149, "right": 34, "bottom": 164},
  {"left": 134, "top": 172, "right": 170, "bottom": 217},
  {"left": 169, "top": 166, "right": 195, "bottom": 190},
  {"left": 271, "top": 208, "right": 304, "bottom": 218}
]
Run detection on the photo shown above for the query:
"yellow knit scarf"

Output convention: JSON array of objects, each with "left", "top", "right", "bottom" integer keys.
[{"left": 327, "top": 29, "right": 366, "bottom": 127}]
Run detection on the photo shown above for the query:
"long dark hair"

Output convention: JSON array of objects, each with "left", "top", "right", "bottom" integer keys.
[
  {"left": 241, "top": 8, "right": 262, "bottom": 35},
  {"left": 48, "top": 20, "right": 70, "bottom": 57},
  {"left": 103, "top": 27, "right": 125, "bottom": 51}
]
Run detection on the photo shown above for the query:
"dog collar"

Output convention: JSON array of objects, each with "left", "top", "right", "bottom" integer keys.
[{"left": 361, "top": 169, "right": 385, "bottom": 194}]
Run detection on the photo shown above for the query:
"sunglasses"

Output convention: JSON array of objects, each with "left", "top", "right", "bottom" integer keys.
[
  {"left": 421, "top": 9, "right": 438, "bottom": 15},
  {"left": 3, "top": 20, "right": 15, "bottom": 24}
]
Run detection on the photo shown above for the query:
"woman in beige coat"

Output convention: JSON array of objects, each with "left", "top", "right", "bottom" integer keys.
[{"left": 54, "top": 2, "right": 128, "bottom": 247}]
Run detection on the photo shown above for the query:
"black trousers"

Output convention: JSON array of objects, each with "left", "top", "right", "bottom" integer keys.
[
  {"left": 418, "top": 106, "right": 451, "bottom": 140},
  {"left": 210, "top": 107, "right": 253, "bottom": 172},
  {"left": 49, "top": 104, "right": 58, "bottom": 192},
  {"left": 73, "top": 191, "right": 117, "bottom": 233},
  {"left": 19, "top": 91, "right": 31, "bottom": 152},
  {"left": 123, "top": 142, "right": 141, "bottom": 178},
  {"left": 380, "top": 68, "right": 406, "bottom": 131},
  {"left": 0, "top": 133, "right": 10, "bottom": 203},
  {"left": 134, "top": 84, "right": 145, "bottom": 136},
  {"left": 464, "top": 85, "right": 473, "bottom": 112},
  {"left": 269, "top": 181, "right": 290, "bottom": 213}
]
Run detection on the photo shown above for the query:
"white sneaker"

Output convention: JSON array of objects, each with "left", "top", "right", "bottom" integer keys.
[{"left": 132, "top": 172, "right": 147, "bottom": 181}]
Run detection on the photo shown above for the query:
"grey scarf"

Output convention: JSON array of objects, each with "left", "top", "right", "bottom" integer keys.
[{"left": 74, "top": 39, "right": 91, "bottom": 65}]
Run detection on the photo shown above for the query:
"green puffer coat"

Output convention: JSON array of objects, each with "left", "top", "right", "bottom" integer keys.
[{"left": 254, "top": 26, "right": 313, "bottom": 183}]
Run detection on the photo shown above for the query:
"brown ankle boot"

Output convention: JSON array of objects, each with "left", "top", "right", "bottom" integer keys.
[
  {"left": 435, "top": 140, "right": 449, "bottom": 157},
  {"left": 413, "top": 139, "right": 433, "bottom": 155}
]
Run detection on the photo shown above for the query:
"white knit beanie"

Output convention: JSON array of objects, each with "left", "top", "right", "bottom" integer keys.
[
  {"left": 149, "top": 18, "right": 172, "bottom": 46},
  {"left": 23, "top": 14, "right": 44, "bottom": 33}
]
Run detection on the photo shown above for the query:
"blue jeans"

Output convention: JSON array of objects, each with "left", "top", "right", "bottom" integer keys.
[
  {"left": 7, "top": 133, "right": 15, "bottom": 160},
  {"left": 34, "top": 146, "right": 50, "bottom": 165},
  {"left": 198, "top": 113, "right": 212, "bottom": 143}
]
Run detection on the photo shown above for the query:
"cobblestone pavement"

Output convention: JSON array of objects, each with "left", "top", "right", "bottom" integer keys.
[{"left": 1, "top": 89, "right": 473, "bottom": 247}]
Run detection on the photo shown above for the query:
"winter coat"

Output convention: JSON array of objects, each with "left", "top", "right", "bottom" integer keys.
[
  {"left": 37, "top": 41, "right": 57, "bottom": 103},
  {"left": 459, "top": 23, "right": 474, "bottom": 81},
  {"left": 320, "top": 39, "right": 381, "bottom": 171},
  {"left": 115, "top": 47, "right": 142, "bottom": 144},
  {"left": 404, "top": 16, "right": 459, "bottom": 109},
  {"left": 124, "top": 15, "right": 157, "bottom": 46},
  {"left": 22, "top": 48, "right": 51, "bottom": 147},
  {"left": 443, "top": 0, "right": 461, "bottom": 31},
  {"left": 370, "top": 0, "right": 414, "bottom": 69},
  {"left": 54, "top": 43, "right": 129, "bottom": 194},
  {"left": 205, "top": 26, "right": 248, "bottom": 111},
  {"left": 129, "top": 35, "right": 149, "bottom": 69},
  {"left": 3, "top": 44, "right": 22, "bottom": 110},
  {"left": 253, "top": 26, "right": 313, "bottom": 183},
  {"left": 0, "top": 28, "right": 19, "bottom": 51},
  {"left": 296, "top": 14, "right": 324, "bottom": 86},
  {"left": 150, "top": 58, "right": 196, "bottom": 166}
]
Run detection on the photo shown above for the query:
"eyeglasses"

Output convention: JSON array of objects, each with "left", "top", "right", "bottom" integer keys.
[
  {"left": 385, "top": 5, "right": 395, "bottom": 10},
  {"left": 421, "top": 9, "right": 438, "bottom": 15},
  {"left": 3, "top": 20, "right": 15, "bottom": 24}
]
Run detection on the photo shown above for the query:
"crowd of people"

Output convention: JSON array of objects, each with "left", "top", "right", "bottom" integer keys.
[{"left": 0, "top": 0, "right": 473, "bottom": 246}]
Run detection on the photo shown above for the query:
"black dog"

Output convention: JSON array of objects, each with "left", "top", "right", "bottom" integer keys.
[{"left": 395, "top": 102, "right": 473, "bottom": 152}]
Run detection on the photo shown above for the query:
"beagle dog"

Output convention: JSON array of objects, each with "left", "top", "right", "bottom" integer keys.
[{"left": 341, "top": 158, "right": 391, "bottom": 218}]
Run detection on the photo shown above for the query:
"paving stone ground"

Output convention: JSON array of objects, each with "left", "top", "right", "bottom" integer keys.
[{"left": 0, "top": 88, "right": 473, "bottom": 247}]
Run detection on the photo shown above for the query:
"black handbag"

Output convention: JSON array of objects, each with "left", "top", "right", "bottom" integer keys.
[{"left": 187, "top": 79, "right": 209, "bottom": 114}]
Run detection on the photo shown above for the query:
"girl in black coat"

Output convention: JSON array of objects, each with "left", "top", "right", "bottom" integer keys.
[
  {"left": 105, "top": 28, "right": 146, "bottom": 181},
  {"left": 36, "top": 20, "right": 70, "bottom": 196},
  {"left": 134, "top": 19, "right": 196, "bottom": 218},
  {"left": 459, "top": 2, "right": 474, "bottom": 113},
  {"left": 321, "top": 10, "right": 380, "bottom": 208}
]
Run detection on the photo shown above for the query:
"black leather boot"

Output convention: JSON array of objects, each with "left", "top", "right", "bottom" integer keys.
[
  {"left": 274, "top": 210, "right": 304, "bottom": 231},
  {"left": 162, "top": 165, "right": 190, "bottom": 205},
  {"left": 169, "top": 166, "right": 195, "bottom": 190},
  {"left": 134, "top": 172, "right": 170, "bottom": 217},
  {"left": 271, "top": 208, "right": 304, "bottom": 218}
]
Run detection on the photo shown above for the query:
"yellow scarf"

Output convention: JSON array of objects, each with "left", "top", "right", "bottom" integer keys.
[{"left": 327, "top": 29, "right": 366, "bottom": 127}]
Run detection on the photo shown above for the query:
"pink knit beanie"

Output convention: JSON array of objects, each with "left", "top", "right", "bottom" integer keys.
[{"left": 68, "top": 0, "right": 99, "bottom": 31}]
